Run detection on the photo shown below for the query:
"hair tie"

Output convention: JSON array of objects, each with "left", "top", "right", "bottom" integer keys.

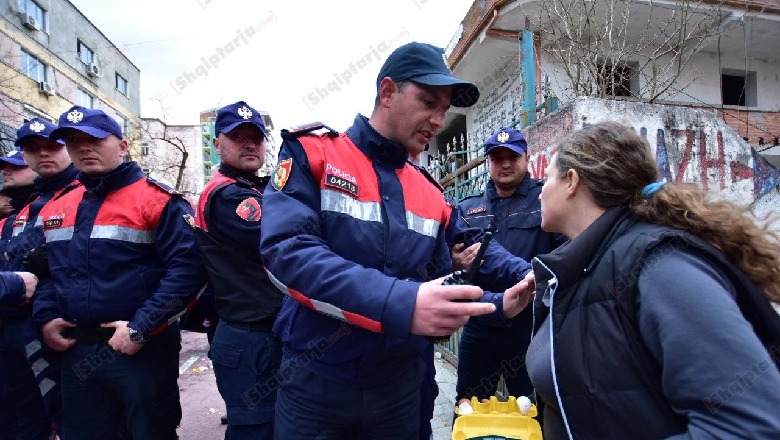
[{"left": 642, "top": 181, "right": 666, "bottom": 199}]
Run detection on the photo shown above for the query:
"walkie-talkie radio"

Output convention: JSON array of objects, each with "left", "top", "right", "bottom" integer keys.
[{"left": 431, "top": 228, "right": 495, "bottom": 344}]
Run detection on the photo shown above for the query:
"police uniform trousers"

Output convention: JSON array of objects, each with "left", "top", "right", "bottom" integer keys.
[
  {"left": 0, "top": 316, "right": 54, "bottom": 440},
  {"left": 274, "top": 352, "right": 425, "bottom": 440},
  {"left": 210, "top": 320, "right": 281, "bottom": 440},
  {"left": 60, "top": 324, "right": 181, "bottom": 440}
]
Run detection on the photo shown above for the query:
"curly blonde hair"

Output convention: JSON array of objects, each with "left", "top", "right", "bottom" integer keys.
[{"left": 556, "top": 121, "right": 780, "bottom": 302}]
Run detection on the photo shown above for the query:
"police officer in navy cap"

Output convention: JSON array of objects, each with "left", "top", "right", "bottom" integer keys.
[
  {"left": 194, "top": 101, "right": 282, "bottom": 440},
  {"left": 33, "top": 105, "right": 206, "bottom": 440},
  {"left": 453, "top": 127, "right": 566, "bottom": 424},
  {"left": 260, "top": 41, "right": 535, "bottom": 440},
  {"left": 0, "top": 117, "right": 78, "bottom": 439}
]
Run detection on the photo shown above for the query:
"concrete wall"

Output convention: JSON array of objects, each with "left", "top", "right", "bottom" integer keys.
[{"left": 523, "top": 98, "right": 780, "bottom": 220}]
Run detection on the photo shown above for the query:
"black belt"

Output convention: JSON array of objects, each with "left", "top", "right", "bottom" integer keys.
[{"left": 63, "top": 326, "right": 116, "bottom": 344}]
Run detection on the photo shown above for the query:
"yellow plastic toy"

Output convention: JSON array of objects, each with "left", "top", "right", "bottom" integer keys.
[{"left": 451, "top": 396, "right": 543, "bottom": 440}]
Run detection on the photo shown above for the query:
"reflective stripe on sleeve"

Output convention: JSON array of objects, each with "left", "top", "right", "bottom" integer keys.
[
  {"left": 266, "top": 268, "right": 383, "bottom": 333},
  {"left": 406, "top": 211, "right": 440, "bottom": 239}
]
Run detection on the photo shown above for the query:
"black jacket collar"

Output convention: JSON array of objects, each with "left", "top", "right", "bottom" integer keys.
[{"left": 345, "top": 115, "right": 408, "bottom": 168}]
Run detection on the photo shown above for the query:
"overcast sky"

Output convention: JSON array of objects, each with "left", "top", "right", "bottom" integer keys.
[{"left": 69, "top": 0, "right": 474, "bottom": 134}]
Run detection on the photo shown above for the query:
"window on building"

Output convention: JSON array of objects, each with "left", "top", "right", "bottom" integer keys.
[
  {"left": 722, "top": 70, "right": 757, "bottom": 107},
  {"left": 0, "top": 122, "right": 16, "bottom": 156},
  {"left": 77, "top": 40, "right": 94, "bottom": 65},
  {"left": 78, "top": 89, "right": 94, "bottom": 108},
  {"left": 115, "top": 73, "right": 128, "bottom": 96},
  {"left": 114, "top": 114, "right": 127, "bottom": 137},
  {"left": 597, "top": 61, "right": 639, "bottom": 98},
  {"left": 141, "top": 142, "right": 150, "bottom": 156},
  {"left": 20, "top": 48, "right": 46, "bottom": 82},
  {"left": 19, "top": 0, "right": 46, "bottom": 30}
]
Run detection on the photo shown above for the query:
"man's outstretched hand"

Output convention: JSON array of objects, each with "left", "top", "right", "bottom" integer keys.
[{"left": 410, "top": 277, "right": 495, "bottom": 337}]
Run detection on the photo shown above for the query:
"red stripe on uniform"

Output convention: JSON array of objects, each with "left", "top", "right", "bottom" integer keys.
[
  {"left": 288, "top": 287, "right": 315, "bottom": 310},
  {"left": 342, "top": 310, "right": 382, "bottom": 333}
]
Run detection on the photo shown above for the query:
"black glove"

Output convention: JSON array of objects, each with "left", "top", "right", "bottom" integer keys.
[{"left": 23, "top": 247, "right": 50, "bottom": 278}]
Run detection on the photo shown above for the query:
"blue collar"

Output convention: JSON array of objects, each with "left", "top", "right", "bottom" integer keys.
[
  {"left": 34, "top": 164, "right": 79, "bottom": 195},
  {"left": 345, "top": 115, "right": 409, "bottom": 168},
  {"left": 79, "top": 161, "right": 145, "bottom": 196}
]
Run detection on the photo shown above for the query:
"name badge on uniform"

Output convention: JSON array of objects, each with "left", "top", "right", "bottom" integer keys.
[
  {"left": 43, "top": 218, "right": 63, "bottom": 229},
  {"left": 466, "top": 206, "right": 487, "bottom": 215},
  {"left": 325, "top": 174, "right": 359, "bottom": 197}
]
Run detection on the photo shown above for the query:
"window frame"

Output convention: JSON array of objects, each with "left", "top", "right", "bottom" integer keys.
[
  {"left": 19, "top": 0, "right": 46, "bottom": 31},
  {"left": 77, "top": 40, "right": 94, "bottom": 65},
  {"left": 20, "top": 48, "right": 47, "bottom": 83},
  {"left": 77, "top": 88, "right": 95, "bottom": 108},
  {"left": 115, "top": 73, "right": 128, "bottom": 96}
]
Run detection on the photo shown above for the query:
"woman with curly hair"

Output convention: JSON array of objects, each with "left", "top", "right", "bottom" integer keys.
[{"left": 526, "top": 121, "right": 780, "bottom": 439}]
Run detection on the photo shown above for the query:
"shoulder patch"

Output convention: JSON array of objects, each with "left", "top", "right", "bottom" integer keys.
[
  {"left": 146, "top": 177, "right": 182, "bottom": 197},
  {"left": 236, "top": 197, "right": 262, "bottom": 221},
  {"left": 272, "top": 158, "right": 293, "bottom": 191},
  {"left": 280, "top": 121, "right": 339, "bottom": 140}
]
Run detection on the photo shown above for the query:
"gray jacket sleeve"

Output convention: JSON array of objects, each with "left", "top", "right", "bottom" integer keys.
[{"left": 637, "top": 248, "right": 780, "bottom": 439}]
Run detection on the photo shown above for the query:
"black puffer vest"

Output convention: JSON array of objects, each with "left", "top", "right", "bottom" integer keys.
[{"left": 531, "top": 206, "right": 780, "bottom": 439}]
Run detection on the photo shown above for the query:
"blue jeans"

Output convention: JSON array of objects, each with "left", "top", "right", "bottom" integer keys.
[
  {"left": 61, "top": 325, "right": 181, "bottom": 440},
  {"left": 0, "top": 318, "right": 52, "bottom": 440},
  {"left": 211, "top": 321, "right": 281, "bottom": 440},
  {"left": 274, "top": 353, "right": 425, "bottom": 440}
]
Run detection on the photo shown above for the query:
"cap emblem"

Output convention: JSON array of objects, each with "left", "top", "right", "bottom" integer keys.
[
  {"left": 441, "top": 52, "right": 452, "bottom": 74},
  {"left": 29, "top": 121, "right": 46, "bottom": 132},
  {"left": 67, "top": 110, "right": 84, "bottom": 123},
  {"left": 237, "top": 106, "right": 253, "bottom": 120},
  {"left": 497, "top": 131, "right": 510, "bottom": 143}
]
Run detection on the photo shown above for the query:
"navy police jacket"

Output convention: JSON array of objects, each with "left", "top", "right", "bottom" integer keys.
[
  {"left": 0, "top": 165, "right": 79, "bottom": 318},
  {"left": 195, "top": 164, "right": 282, "bottom": 329},
  {"left": 32, "top": 162, "right": 206, "bottom": 338},
  {"left": 458, "top": 176, "right": 565, "bottom": 261},
  {"left": 259, "top": 115, "right": 531, "bottom": 385}
]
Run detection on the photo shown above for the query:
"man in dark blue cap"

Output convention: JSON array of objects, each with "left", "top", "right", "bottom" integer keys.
[
  {"left": 0, "top": 117, "right": 78, "bottom": 439},
  {"left": 32, "top": 105, "right": 206, "bottom": 440},
  {"left": 0, "top": 149, "right": 37, "bottom": 226},
  {"left": 194, "top": 101, "right": 282, "bottom": 440},
  {"left": 454, "top": 127, "right": 566, "bottom": 422},
  {"left": 260, "top": 42, "right": 535, "bottom": 439}
]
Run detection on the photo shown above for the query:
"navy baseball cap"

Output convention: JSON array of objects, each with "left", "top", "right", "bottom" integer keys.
[
  {"left": 0, "top": 149, "right": 28, "bottom": 168},
  {"left": 215, "top": 101, "right": 269, "bottom": 137},
  {"left": 376, "top": 42, "right": 480, "bottom": 108},
  {"left": 485, "top": 127, "right": 528, "bottom": 156},
  {"left": 50, "top": 106, "right": 123, "bottom": 141},
  {"left": 15, "top": 118, "right": 63, "bottom": 147}
]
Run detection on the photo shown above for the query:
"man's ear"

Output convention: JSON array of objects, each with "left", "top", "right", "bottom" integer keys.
[{"left": 377, "top": 77, "right": 397, "bottom": 108}]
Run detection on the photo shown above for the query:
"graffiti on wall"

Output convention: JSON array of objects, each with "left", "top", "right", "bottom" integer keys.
[{"left": 528, "top": 126, "right": 780, "bottom": 204}]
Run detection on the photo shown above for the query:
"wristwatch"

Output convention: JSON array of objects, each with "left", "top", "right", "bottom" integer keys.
[{"left": 127, "top": 326, "right": 148, "bottom": 344}]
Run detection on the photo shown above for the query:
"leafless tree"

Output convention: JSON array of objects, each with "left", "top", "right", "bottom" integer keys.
[
  {"left": 136, "top": 97, "right": 199, "bottom": 197},
  {"left": 526, "top": 0, "right": 754, "bottom": 103}
]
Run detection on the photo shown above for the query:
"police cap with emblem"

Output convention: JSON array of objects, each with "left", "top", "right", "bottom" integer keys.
[
  {"left": 484, "top": 127, "right": 528, "bottom": 156},
  {"left": 15, "top": 118, "right": 63, "bottom": 148},
  {"left": 0, "top": 148, "right": 27, "bottom": 168},
  {"left": 215, "top": 101, "right": 269, "bottom": 138},
  {"left": 376, "top": 42, "right": 480, "bottom": 108},
  {"left": 50, "top": 105, "right": 124, "bottom": 141}
]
